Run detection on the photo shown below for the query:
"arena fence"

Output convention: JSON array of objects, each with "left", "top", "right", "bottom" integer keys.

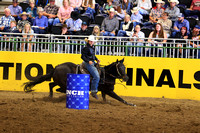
[{"left": 0, "top": 32, "right": 200, "bottom": 59}]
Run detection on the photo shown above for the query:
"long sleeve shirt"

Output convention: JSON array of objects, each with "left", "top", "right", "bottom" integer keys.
[
  {"left": 165, "top": 6, "right": 180, "bottom": 21},
  {"left": 8, "top": 5, "right": 22, "bottom": 16},
  {"left": 81, "top": 43, "right": 98, "bottom": 63},
  {"left": 131, "top": 13, "right": 143, "bottom": 23},
  {"left": 137, "top": 0, "right": 152, "bottom": 10},
  {"left": 33, "top": 16, "right": 48, "bottom": 28},
  {"left": 157, "top": 19, "right": 172, "bottom": 34},
  {"left": 101, "top": 16, "right": 119, "bottom": 32},
  {"left": 174, "top": 19, "right": 190, "bottom": 33},
  {"left": 66, "top": 18, "right": 82, "bottom": 31}
]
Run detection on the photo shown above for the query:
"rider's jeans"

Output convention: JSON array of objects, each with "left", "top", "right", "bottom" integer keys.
[{"left": 85, "top": 62, "right": 100, "bottom": 93}]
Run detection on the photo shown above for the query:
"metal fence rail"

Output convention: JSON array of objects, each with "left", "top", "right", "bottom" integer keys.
[{"left": 0, "top": 32, "right": 200, "bottom": 59}]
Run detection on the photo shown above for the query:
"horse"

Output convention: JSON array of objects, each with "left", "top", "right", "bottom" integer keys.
[{"left": 24, "top": 58, "right": 136, "bottom": 106}]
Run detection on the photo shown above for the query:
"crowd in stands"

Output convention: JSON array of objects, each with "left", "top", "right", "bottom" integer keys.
[{"left": 0, "top": 0, "right": 200, "bottom": 57}]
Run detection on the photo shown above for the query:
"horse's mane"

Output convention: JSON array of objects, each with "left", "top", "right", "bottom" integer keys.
[{"left": 103, "top": 62, "right": 116, "bottom": 69}]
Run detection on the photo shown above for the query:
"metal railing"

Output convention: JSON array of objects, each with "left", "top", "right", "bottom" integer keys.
[{"left": 0, "top": 32, "right": 200, "bottom": 59}]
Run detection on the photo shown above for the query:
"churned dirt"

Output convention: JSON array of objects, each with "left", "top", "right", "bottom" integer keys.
[{"left": 0, "top": 91, "right": 200, "bottom": 133}]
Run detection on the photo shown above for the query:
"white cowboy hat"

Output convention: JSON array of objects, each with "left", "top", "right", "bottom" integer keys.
[
  {"left": 88, "top": 35, "right": 96, "bottom": 42},
  {"left": 109, "top": 8, "right": 115, "bottom": 13},
  {"left": 168, "top": 0, "right": 179, "bottom": 5},
  {"left": 154, "top": 0, "right": 165, "bottom": 4},
  {"left": 19, "top": 12, "right": 29, "bottom": 17},
  {"left": 131, "top": 7, "right": 139, "bottom": 13}
]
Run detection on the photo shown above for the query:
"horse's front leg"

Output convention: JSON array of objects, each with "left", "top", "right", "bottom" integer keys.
[
  {"left": 49, "top": 82, "right": 56, "bottom": 97},
  {"left": 106, "top": 91, "right": 136, "bottom": 106}
]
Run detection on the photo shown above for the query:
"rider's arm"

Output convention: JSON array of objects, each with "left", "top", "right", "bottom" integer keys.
[{"left": 81, "top": 47, "right": 90, "bottom": 63}]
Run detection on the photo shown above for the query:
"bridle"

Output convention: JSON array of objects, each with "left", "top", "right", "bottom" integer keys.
[{"left": 106, "top": 62, "right": 125, "bottom": 80}]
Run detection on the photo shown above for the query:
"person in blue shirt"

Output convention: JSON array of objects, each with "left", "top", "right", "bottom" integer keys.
[
  {"left": 121, "top": 0, "right": 131, "bottom": 15},
  {"left": 131, "top": 7, "right": 143, "bottom": 28},
  {"left": 8, "top": 0, "right": 22, "bottom": 22},
  {"left": 32, "top": 7, "right": 48, "bottom": 34},
  {"left": 171, "top": 13, "right": 190, "bottom": 38}
]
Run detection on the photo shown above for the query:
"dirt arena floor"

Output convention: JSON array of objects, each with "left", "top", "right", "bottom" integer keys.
[{"left": 1, "top": 91, "right": 200, "bottom": 133}]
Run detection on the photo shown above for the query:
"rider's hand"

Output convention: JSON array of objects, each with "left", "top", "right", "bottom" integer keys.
[{"left": 89, "top": 61, "right": 93, "bottom": 65}]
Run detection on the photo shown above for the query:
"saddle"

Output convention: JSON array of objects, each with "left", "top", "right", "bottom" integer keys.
[{"left": 77, "top": 62, "right": 105, "bottom": 84}]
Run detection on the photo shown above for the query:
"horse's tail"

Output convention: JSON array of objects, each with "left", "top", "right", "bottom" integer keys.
[{"left": 23, "top": 69, "right": 55, "bottom": 92}]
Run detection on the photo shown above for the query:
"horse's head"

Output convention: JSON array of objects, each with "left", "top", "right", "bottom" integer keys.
[
  {"left": 105, "top": 58, "right": 129, "bottom": 82},
  {"left": 115, "top": 58, "right": 129, "bottom": 82}
]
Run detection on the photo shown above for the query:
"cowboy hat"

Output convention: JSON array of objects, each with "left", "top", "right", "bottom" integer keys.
[
  {"left": 108, "top": 8, "right": 115, "bottom": 13},
  {"left": 19, "top": 12, "right": 29, "bottom": 17},
  {"left": 88, "top": 35, "right": 96, "bottom": 42},
  {"left": 154, "top": 0, "right": 165, "bottom": 4},
  {"left": 168, "top": 0, "right": 179, "bottom": 5},
  {"left": 131, "top": 7, "right": 139, "bottom": 13}
]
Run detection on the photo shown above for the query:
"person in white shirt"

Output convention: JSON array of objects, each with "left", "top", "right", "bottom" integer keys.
[{"left": 137, "top": 0, "right": 152, "bottom": 15}]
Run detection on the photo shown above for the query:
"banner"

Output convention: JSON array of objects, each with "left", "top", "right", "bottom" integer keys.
[{"left": 0, "top": 51, "right": 200, "bottom": 100}]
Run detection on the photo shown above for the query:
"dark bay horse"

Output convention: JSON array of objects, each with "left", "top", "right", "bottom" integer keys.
[{"left": 24, "top": 58, "right": 135, "bottom": 106}]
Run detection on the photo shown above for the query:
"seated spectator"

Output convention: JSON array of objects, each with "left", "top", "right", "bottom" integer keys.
[
  {"left": 157, "top": 12, "right": 172, "bottom": 37},
  {"left": 21, "top": 23, "right": 34, "bottom": 52},
  {"left": 171, "top": 13, "right": 190, "bottom": 38},
  {"left": 66, "top": 11, "right": 82, "bottom": 35},
  {"left": 101, "top": 8, "right": 119, "bottom": 37},
  {"left": 0, "top": 8, "right": 15, "bottom": 32},
  {"left": 36, "top": 0, "right": 49, "bottom": 8},
  {"left": 121, "top": 0, "right": 131, "bottom": 15},
  {"left": 104, "top": 0, "right": 113, "bottom": 13},
  {"left": 114, "top": 5, "right": 125, "bottom": 21},
  {"left": 137, "top": 0, "right": 152, "bottom": 15},
  {"left": 174, "top": 26, "right": 189, "bottom": 57},
  {"left": 131, "top": 7, "right": 143, "bottom": 28},
  {"left": 76, "top": 21, "right": 90, "bottom": 36},
  {"left": 185, "top": 0, "right": 200, "bottom": 19},
  {"left": 143, "top": 0, "right": 165, "bottom": 28},
  {"left": 17, "top": 12, "right": 31, "bottom": 32},
  {"left": 69, "top": 0, "right": 83, "bottom": 11},
  {"left": 189, "top": 25, "right": 200, "bottom": 58},
  {"left": 32, "top": 7, "right": 48, "bottom": 34},
  {"left": 43, "top": 0, "right": 59, "bottom": 27},
  {"left": 82, "top": 0, "right": 96, "bottom": 20},
  {"left": 165, "top": 0, "right": 180, "bottom": 22},
  {"left": 8, "top": 0, "right": 22, "bottom": 22},
  {"left": 53, "top": 0, "right": 74, "bottom": 25},
  {"left": 92, "top": 25, "right": 102, "bottom": 54},
  {"left": 117, "top": 15, "right": 133, "bottom": 37},
  {"left": 127, "top": 25, "right": 145, "bottom": 56},
  {"left": 26, "top": 0, "right": 38, "bottom": 23},
  {"left": 146, "top": 23, "right": 167, "bottom": 57},
  {"left": 4, "top": 21, "right": 19, "bottom": 37}
]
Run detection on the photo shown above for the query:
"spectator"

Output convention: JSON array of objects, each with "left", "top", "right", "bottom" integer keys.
[
  {"left": 17, "top": 12, "right": 31, "bottom": 32},
  {"left": 114, "top": 5, "right": 125, "bottom": 21},
  {"left": 101, "top": 8, "right": 119, "bottom": 37},
  {"left": 104, "top": 0, "right": 113, "bottom": 13},
  {"left": 171, "top": 13, "right": 190, "bottom": 38},
  {"left": 189, "top": 25, "right": 200, "bottom": 58},
  {"left": 0, "top": 8, "right": 15, "bottom": 32},
  {"left": 121, "top": 0, "right": 131, "bottom": 15},
  {"left": 175, "top": 26, "right": 189, "bottom": 57},
  {"left": 82, "top": 0, "right": 96, "bottom": 20},
  {"left": 137, "top": 0, "right": 152, "bottom": 15},
  {"left": 131, "top": 7, "right": 143, "bottom": 28},
  {"left": 146, "top": 23, "right": 167, "bottom": 57},
  {"left": 26, "top": 0, "right": 38, "bottom": 23},
  {"left": 157, "top": 12, "right": 172, "bottom": 37},
  {"left": 21, "top": 23, "right": 34, "bottom": 52},
  {"left": 117, "top": 15, "right": 133, "bottom": 37},
  {"left": 165, "top": 0, "right": 180, "bottom": 22},
  {"left": 32, "top": 7, "right": 48, "bottom": 34},
  {"left": 36, "top": 0, "right": 49, "bottom": 8},
  {"left": 66, "top": 11, "right": 82, "bottom": 34},
  {"left": 185, "top": 0, "right": 200, "bottom": 19},
  {"left": 69, "top": 0, "right": 83, "bottom": 11},
  {"left": 127, "top": 25, "right": 145, "bottom": 56},
  {"left": 53, "top": 0, "right": 74, "bottom": 25},
  {"left": 143, "top": 0, "right": 165, "bottom": 28},
  {"left": 92, "top": 25, "right": 102, "bottom": 54},
  {"left": 76, "top": 21, "right": 90, "bottom": 36},
  {"left": 4, "top": 21, "right": 20, "bottom": 37},
  {"left": 8, "top": 0, "right": 22, "bottom": 22},
  {"left": 43, "top": 0, "right": 59, "bottom": 27}
]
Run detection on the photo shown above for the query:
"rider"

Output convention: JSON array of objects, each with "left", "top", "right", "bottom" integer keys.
[{"left": 81, "top": 35, "right": 100, "bottom": 99}]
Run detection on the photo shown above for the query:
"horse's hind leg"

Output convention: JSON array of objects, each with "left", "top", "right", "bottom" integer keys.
[{"left": 49, "top": 82, "right": 57, "bottom": 97}]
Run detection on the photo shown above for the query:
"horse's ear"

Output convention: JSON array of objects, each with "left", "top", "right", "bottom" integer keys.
[
  {"left": 116, "top": 59, "right": 119, "bottom": 63},
  {"left": 120, "top": 58, "right": 124, "bottom": 63}
]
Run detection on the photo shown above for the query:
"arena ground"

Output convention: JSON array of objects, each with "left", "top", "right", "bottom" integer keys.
[{"left": 0, "top": 91, "right": 200, "bottom": 133}]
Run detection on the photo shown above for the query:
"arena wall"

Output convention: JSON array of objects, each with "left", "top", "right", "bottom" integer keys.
[{"left": 1, "top": 51, "right": 200, "bottom": 100}]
